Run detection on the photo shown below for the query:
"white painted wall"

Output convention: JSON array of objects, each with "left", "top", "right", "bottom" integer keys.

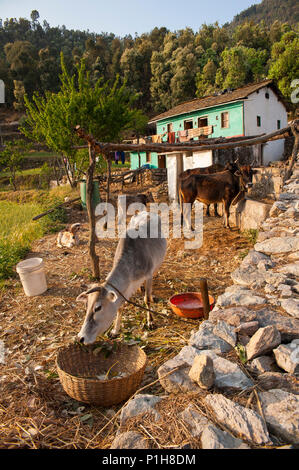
[
  {"left": 166, "top": 153, "right": 183, "bottom": 201},
  {"left": 183, "top": 150, "right": 213, "bottom": 171},
  {"left": 243, "top": 86, "right": 288, "bottom": 165}
]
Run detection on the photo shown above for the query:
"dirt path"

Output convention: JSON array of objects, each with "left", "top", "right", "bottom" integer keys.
[{"left": 0, "top": 194, "right": 254, "bottom": 448}]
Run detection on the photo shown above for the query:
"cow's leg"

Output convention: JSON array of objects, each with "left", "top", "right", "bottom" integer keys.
[
  {"left": 206, "top": 204, "right": 211, "bottom": 217},
  {"left": 144, "top": 277, "right": 154, "bottom": 329},
  {"left": 214, "top": 204, "right": 220, "bottom": 217},
  {"left": 223, "top": 199, "right": 231, "bottom": 229},
  {"left": 110, "top": 309, "right": 122, "bottom": 337}
]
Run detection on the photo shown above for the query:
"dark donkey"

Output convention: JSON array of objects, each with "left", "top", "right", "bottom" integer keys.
[{"left": 179, "top": 164, "right": 257, "bottom": 229}]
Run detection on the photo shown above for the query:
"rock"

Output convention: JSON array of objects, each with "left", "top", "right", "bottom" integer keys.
[
  {"left": 257, "top": 372, "right": 299, "bottom": 395},
  {"left": 201, "top": 424, "right": 250, "bottom": 449},
  {"left": 209, "top": 307, "right": 258, "bottom": 326},
  {"left": 273, "top": 342, "right": 299, "bottom": 374},
  {"left": 158, "top": 347, "right": 253, "bottom": 394},
  {"left": 246, "top": 326, "right": 281, "bottom": 361},
  {"left": 215, "top": 285, "right": 266, "bottom": 309},
  {"left": 259, "top": 389, "right": 299, "bottom": 445},
  {"left": 238, "top": 334, "right": 251, "bottom": 346},
  {"left": 249, "top": 356, "right": 279, "bottom": 374},
  {"left": 240, "top": 249, "right": 271, "bottom": 267},
  {"left": 279, "top": 192, "right": 298, "bottom": 201},
  {"left": 179, "top": 405, "right": 210, "bottom": 437},
  {"left": 189, "top": 321, "right": 232, "bottom": 353},
  {"left": 257, "top": 259, "right": 275, "bottom": 271},
  {"left": 254, "top": 308, "right": 299, "bottom": 342},
  {"left": 110, "top": 431, "right": 150, "bottom": 449},
  {"left": 205, "top": 394, "right": 271, "bottom": 445},
  {"left": 213, "top": 320, "right": 237, "bottom": 347},
  {"left": 188, "top": 355, "right": 215, "bottom": 389},
  {"left": 119, "top": 394, "right": 162, "bottom": 426},
  {"left": 280, "top": 298, "right": 299, "bottom": 318},
  {"left": 264, "top": 271, "right": 288, "bottom": 287},
  {"left": 278, "top": 263, "right": 299, "bottom": 277},
  {"left": 231, "top": 265, "right": 265, "bottom": 289},
  {"left": 288, "top": 251, "right": 299, "bottom": 261},
  {"left": 235, "top": 321, "right": 259, "bottom": 337},
  {"left": 255, "top": 237, "right": 299, "bottom": 255},
  {"left": 269, "top": 201, "right": 288, "bottom": 217},
  {"left": 277, "top": 284, "right": 293, "bottom": 298}
]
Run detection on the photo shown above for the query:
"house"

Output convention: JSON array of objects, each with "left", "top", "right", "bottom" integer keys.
[{"left": 129, "top": 79, "right": 288, "bottom": 200}]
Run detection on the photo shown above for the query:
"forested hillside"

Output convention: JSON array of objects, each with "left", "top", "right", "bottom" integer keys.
[
  {"left": 231, "top": 0, "right": 299, "bottom": 28},
  {"left": 0, "top": 9, "right": 298, "bottom": 117}
]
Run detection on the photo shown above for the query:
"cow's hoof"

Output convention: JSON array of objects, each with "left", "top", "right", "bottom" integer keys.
[{"left": 109, "top": 330, "right": 119, "bottom": 339}]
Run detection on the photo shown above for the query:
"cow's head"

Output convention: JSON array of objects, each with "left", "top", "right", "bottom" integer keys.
[
  {"left": 76, "top": 284, "right": 119, "bottom": 344},
  {"left": 237, "top": 165, "right": 258, "bottom": 189}
]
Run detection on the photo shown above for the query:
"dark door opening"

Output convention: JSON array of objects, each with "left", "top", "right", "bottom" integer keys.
[{"left": 158, "top": 155, "right": 166, "bottom": 168}]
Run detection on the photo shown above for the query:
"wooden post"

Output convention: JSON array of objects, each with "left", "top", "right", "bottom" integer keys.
[
  {"left": 106, "top": 153, "right": 112, "bottom": 203},
  {"left": 86, "top": 144, "right": 100, "bottom": 280},
  {"left": 199, "top": 278, "right": 210, "bottom": 320}
]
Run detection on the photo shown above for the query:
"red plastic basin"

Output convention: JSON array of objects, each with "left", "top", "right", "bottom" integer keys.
[{"left": 169, "top": 292, "right": 215, "bottom": 319}]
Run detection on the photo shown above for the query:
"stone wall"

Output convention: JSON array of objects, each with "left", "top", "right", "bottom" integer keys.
[{"left": 111, "top": 158, "right": 299, "bottom": 450}]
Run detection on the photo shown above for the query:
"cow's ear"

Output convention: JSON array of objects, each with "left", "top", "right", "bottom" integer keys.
[{"left": 76, "top": 292, "right": 88, "bottom": 303}]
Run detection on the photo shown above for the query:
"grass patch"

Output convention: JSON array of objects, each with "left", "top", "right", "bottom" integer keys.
[
  {"left": 0, "top": 185, "right": 79, "bottom": 279},
  {"left": 242, "top": 229, "right": 258, "bottom": 245}
]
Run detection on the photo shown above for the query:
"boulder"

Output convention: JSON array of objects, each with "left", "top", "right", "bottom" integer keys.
[
  {"left": 189, "top": 321, "right": 232, "bottom": 353},
  {"left": 213, "top": 320, "right": 237, "bottom": 347},
  {"left": 273, "top": 341, "right": 299, "bottom": 374},
  {"left": 158, "top": 347, "right": 253, "bottom": 393},
  {"left": 259, "top": 389, "right": 299, "bottom": 445},
  {"left": 249, "top": 356, "right": 279, "bottom": 374},
  {"left": 254, "top": 237, "right": 299, "bottom": 255},
  {"left": 110, "top": 431, "right": 150, "bottom": 449},
  {"left": 188, "top": 354, "right": 215, "bottom": 389},
  {"left": 214, "top": 285, "right": 266, "bottom": 309},
  {"left": 119, "top": 394, "right": 162, "bottom": 426},
  {"left": 231, "top": 265, "right": 265, "bottom": 289},
  {"left": 246, "top": 326, "right": 281, "bottom": 361},
  {"left": 201, "top": 424, "right": 250, "bottom": 449},
  {"left": 205, "top": 394, "right": 271, "bottom": 445},
  {"left": 235, "top": 321, "right": 259, "bottom": 337},
  {"left": 179, "top": 405, "right": 210, "bottom": 438},
  {"left": 280, "top": 298, "right": 299, "bottom": 318},
  {"left": 278, "top": 263, "right": 299, "bottom": 277},
  {"left": 257, "top": 372, "right": 299, "bottom": 395}
]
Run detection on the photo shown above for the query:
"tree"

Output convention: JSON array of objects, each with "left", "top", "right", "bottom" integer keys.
[
  {"left": 268, "top": 31, "right": 299, "bottom": 101},
  {"left": 21, "top": 53, "right": 147, "bottom": 278},
  {"left": 0, "top": 140, "right": 29, "bottom": 190}
]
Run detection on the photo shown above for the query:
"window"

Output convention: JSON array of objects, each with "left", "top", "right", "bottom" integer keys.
[
  {"left": 184, "top": 120, "right": 193, "bottom": 130},
  {"left": 221, "top": 112, "right": 229, "bottom": 128},
  {"left": 265, "top": 92, "right": 269, "bottom": 99},
  {"left": 257, "top": 116, "right": 261, "bottom": 127},
  {"left": 167, "top": 123, "right": 173, "bottom": 133},
  {"left": 277, "top": 120, "right": 281, "bottom": 130},
  {"left": 198, "top": 117, "right": 208, "bottom": 128}
]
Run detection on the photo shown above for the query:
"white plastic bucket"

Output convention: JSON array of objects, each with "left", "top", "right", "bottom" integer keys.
[{"left": 16, "top": 257, "right": 47, "bottom": 296}]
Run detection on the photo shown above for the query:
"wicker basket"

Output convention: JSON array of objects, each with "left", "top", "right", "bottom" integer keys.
[{"left": 56, "top": 342, "right": 147, "bottom": 407}]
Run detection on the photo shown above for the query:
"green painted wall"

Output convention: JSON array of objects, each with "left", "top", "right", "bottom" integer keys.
[
  {"left": 156, "top": 101, "right": 244, "bottom": 139},
  {"left": 130, "top": 151, "right": 159, "bottom": 170},
  {"left": 130, "top": 101, "right": 244, "bottom": 169}
]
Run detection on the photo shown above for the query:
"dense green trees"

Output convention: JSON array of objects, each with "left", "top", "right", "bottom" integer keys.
[{"left": 0, "top": 9, "right": 298, "bottom": 114}]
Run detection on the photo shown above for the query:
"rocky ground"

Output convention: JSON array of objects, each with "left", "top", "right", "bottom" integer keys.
[{"left": 112, "top": 163, "right": 299, "bottom": 450}]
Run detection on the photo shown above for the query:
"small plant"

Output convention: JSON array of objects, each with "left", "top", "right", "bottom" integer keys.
[
  {"left": 235, "top": 343, "right": 247, "bottom": 364},
  {"left": 242, "top": 229, "right": 258, "bottom": 245}
]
